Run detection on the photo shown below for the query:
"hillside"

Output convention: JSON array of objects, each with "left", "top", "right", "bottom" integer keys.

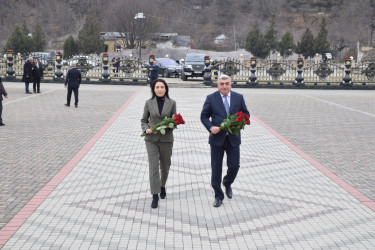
[{"left": 1, "top": 0, "right": 374, "bottom": 51}]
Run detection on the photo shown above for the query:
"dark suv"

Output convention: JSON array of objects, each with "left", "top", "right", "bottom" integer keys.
[
  {"left": 155, "top": 58, "right": 181, "bottom": 78},
  {"left": 181, "top": 53, "right": 206, "bottom": 81}
]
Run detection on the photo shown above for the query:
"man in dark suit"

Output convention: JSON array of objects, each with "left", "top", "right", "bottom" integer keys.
[
  {"left": 32, "top": 58, "right": 43, "bottom": 93},
  {"left": 201, "top": 74, "right": 250, "bottom": 207},
  {"left": 22, "top": 57, "right": 33, "bottom": 94},
  {"left": 64, "top": 63, "right": 81, "bottom": 108}
]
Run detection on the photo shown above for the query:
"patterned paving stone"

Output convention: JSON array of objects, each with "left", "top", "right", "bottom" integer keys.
[
  {"left": 244, "top": 89, "right": 375, "bottom": 202},
  {"left": 0, "top": 82, "right": 139, "bottom": 230},
  {"left": 0, "top": 83, "right": 374, "bottom": 249}
]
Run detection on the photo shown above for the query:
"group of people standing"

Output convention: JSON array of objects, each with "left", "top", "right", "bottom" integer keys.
[
  {"left": 1, "top": 56, "right": 45, "bottom": 127},
  {"left": 21, "top": 56, "right": 81, "bottom": 107},
  {"left": 142, "top": 75, "right": 250, "bottom": 209},
  {"left": 0, "top": 60, "right": 81, "bottom": 127},
  {"left": 22, "top": 57, "right": 44, "bottom": 94}
]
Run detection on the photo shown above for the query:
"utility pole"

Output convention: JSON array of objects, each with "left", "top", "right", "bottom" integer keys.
[
  {"left": 134, "top": 13, "right": 145, "bottom": 61},
  {"left": 233, "top": 26, "right": 237, "bottom": 51},
  {"left": 370, "top": 18, "right": 375, "bottom": 47}
]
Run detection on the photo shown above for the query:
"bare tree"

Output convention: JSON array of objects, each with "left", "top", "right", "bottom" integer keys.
[{"left": 103, "top": 0, "right": 157, "bottom": 50}]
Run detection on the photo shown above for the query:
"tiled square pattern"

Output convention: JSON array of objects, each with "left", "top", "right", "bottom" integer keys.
[{"left": 1, "top": 85, "right": 375, "bottom": 249}]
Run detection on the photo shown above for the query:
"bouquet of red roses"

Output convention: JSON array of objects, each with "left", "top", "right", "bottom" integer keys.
[
  {"left": 141, "top": 113, "right": 185, "bottom": 136},
  {"left": 212, "top": 111, "right": 250, "bottom": 136}
]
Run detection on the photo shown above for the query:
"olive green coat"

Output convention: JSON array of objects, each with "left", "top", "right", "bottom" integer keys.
[{"left": 141, "top": 97, "right": 176, "bottom": 142}]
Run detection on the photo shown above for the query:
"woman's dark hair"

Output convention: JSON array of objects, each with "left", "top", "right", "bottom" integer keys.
[{"left": 151, "top": 78, "right": 170, "bottom": 99}]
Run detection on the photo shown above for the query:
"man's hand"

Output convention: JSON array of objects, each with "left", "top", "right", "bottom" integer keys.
[
  {"left": 146, "top": 129, "right": 153, "bottom": 134},
  {"left": 5, "top": 95, "right": 8, "bottom": 99},
  {"left": 210, "top": 126, "right": 220, "bottom": 134},
  {"left": 64, "top": 85, "right": 67, "bottom": 88}
]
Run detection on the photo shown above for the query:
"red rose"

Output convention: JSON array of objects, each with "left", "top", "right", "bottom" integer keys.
[
  {"left": 246, "top": 119, "right": 250, "bottom": 125},
  {"left": 173, "top": 113, "right": 185, "bottom": 125}
]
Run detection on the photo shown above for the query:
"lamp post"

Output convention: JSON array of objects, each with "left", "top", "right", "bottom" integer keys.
[{"left": 134, "top": 12, "right": 145, "bottom": 62}]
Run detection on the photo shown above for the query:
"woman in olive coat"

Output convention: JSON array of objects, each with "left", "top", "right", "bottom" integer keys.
[{"left": 141, "top": 79, "right": 176, "bottom": 209}]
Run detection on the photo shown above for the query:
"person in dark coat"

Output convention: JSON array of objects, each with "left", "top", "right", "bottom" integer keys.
[
  {"left": 211, "top": 59, "right": 219, "bottom": 76},
  {"left": 22, "top": 57, "right": 33, "bottom": 94},
  {"left": 32, "top": 58, "right": 44, "bottom": 93},
  {"left": 0, "top": 77, "right": 9, "bottom": 126},
  {"left": 148, "top": 60, "right": 159, "bottom": 87},
  {"left": 64, "top": 63, "right": 82, "bottom": 108},
  {"left": 111, "top": 53, "right": 120, "bottom": 73}
]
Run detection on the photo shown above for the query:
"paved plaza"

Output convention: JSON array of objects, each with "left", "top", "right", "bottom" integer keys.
[{"left": 0, "top": 81, "right": 374, "bottom": 249}]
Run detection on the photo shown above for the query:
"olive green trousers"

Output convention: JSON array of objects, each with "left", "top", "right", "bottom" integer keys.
[{"left": 145, "top": 141, "right": 173, "bottom": 194}]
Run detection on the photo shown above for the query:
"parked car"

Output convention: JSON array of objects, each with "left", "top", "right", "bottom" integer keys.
[
  {"left": 325, "top": 53, "right": 333, "bottom": 60},
  {"left": 29, "top": 52, "right": 54, "bottom": 68},
  {"left": 155, "top": 58, "right": 182, "bottom": 78},
  {"left": 181, "top": 53, "right": 206, "bottom": 81},
  {"left": 30, "top": 52, "right": 52, "bottom": 60},
  {"left": 63, "top": 57, "right": 100, "bottom": 67}
]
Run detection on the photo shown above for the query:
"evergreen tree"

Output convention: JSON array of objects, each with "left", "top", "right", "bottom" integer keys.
[
  {"left": 279, "top": 31, "right": 294, "bottom": 58},
  {"left": 32, "top": 22, "right": 46, "bottom": 52},
  {"left": 314, "top": 17, "right": 331, "bottom": 55},
  {"left": 245, "top": 22, "right": 269, "bottom": 59},
  {"left": 77, "top": 14, "right": 104, "bottom": 54},
  {"left": 265, "top": 15, "right": 278, "bottom": 56},
  {"left": 63, "top": 35, "right": 79, "bottom": 59},
  {"left": 4, "top": 24, "right": 31, "bottom": 55},
  {"left": 296, "top": 28, "right": 315, "bottom": 59}
]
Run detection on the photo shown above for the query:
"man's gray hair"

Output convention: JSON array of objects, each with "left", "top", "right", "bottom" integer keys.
[{"left": 217, "top": 74, "right": 231, "bottom": 83}]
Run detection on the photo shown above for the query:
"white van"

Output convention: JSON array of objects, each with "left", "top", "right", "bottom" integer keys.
[{"left": 325, "top": 53, "right": 332, "bottom": 60}]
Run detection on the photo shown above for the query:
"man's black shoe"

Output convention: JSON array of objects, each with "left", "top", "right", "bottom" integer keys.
[
  {"left": 213, "top": 199, "right": 222, "bottom": 207},
  {"left": 225, "top": 186, "right": 233, "bottom": 199},
  {"left": 151, "top": 194, "right": 159, "bottom": 209},
  {"left": 64, "top": 104, "right": 70, "bottom": 107},
  {"left": 160, "top": 187, "right": 166, "bottom": 199},
  {"left": 75, "top": 105, "right": 78, "bottom": 108},
  {"left": 26, "top": 92, "right": 32, "bottom": 94},
  {"left": 0, "top": 123, "right": 5, "bottom": 126}
]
